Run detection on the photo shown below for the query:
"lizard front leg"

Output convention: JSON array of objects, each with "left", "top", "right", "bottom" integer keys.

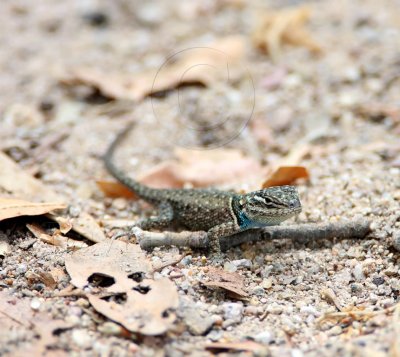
[{"left": 207, "top": 221, "right": 241, "bottom": 253}]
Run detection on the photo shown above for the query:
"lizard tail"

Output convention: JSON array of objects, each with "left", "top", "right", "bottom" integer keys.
[{"left": 104, "top": 122, "right": 160, "bottom": 201}]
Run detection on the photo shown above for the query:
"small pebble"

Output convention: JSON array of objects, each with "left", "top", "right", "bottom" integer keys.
[
  {"left": 222, "top": 302, "right": 243, "bottom": 321},
  {"left": 16, "top": 264, "right": 27, "bottom": 275},
  {"left": 392, "top": 231, "right": 400, "bottom": 251},
  {"left": 253, "top": 330, "right": 273, "bottom": 344},
  {"left": 207, "top": 329, "right": 223, "bottom": 342},
  {"left": 300, "top": 305, "right": 320, "bottom": 317},
  {"left": 353, "top": 264, "right": 365, "bottom": 281},
  {"left": 372, "top": 276, "right": 385, "bottom": 286},
  {"left": 231, "top": 259, "right": 252, "bottom": 269},
  {"left": 223, "top": 262, "right": 237, "bottom": 273},
  {"left": 328, "top": 325, "right": 342, "bottom": 336},
  {"left": 30, "top": 298, "right": 41, "bottom": 311},
  {"left": 266, "top": 303, "right": 283, "bottom": 315},
  {"left": 180, "top": 255, "right": 192, "bottom": 266},
  {"left": 72, "top": 329, "right": 93, "bottom": 349},
  {"left": 252, "top": 286, "right": 265, "bottom": 296}
]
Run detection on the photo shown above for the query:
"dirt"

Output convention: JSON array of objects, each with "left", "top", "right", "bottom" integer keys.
[{"left": 0, "top": 0, "right": 400, "bottom": 356}]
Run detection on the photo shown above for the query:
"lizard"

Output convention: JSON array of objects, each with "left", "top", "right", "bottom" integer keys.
[{"left": 104, "top": 124, "right": 302, "bottom": 253}]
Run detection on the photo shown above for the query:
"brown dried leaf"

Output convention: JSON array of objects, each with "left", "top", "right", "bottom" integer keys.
[
  {"left": 0, "top": 198, "right": 65, "bottom": 222},
  {"left": 65, "top": 240, "right": 152, "bottom": 290},
  {"left": 47, "top": 215, "right": 73, "bottom": 234},
  {"left": 88, "top": 278, "right": 179, "bottom": 335},
  {"left": 60, "top": 36, "right": 245, "bottom": 101},
  {"left": 96, "top": 180, "right": 137, "bottom": 199},
  {"left": 26, "top": 269, "right": 58, "bottom": 289},
  {"left": 69, "top": 212, "right": 108, "bottom": 244},
  {"left": 202, "top": 266, "right": 248, "bottom": 298},
  {"left": 0, "top": 291, "right": 71, "bottom": 356},
  {"left": 252, "top": 6, "right": 322, "bottom": 62},
  {"left": 262, "top": 166, "right": 309, "bottom": 188},
  {"left": 0, "top": 152, "right": 106, "bottom": 243},
  {"left": 65, "top": 240, "right": 179, "bottom": 335},
  {"left": 26, "top": 223, "right": 87, "bottom": 250},
  {"left": 0, "top": 152, "right": 61, "bottom": 202},
  {"left": 139, "top": 148, "right": 265, "bottom": 189}
]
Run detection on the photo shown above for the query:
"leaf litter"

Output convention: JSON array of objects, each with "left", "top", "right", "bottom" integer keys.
[
  {"left": 201, "top": 266, "right": 248, "bottom": 299},
  {"left": 0, "top": 151, "right": 105, "bottom": 243},
  {"left": 252, "top": 5, "right": 322, "bottom": 62},
  {"left": 99, "top": 145, "right": 307, "bottom": 200},
  {"left": 60, "top": 36, "right": 245, "bottom": 102},
  {"left": 65, "top": 240, "right": 179, "bottom": 335}
]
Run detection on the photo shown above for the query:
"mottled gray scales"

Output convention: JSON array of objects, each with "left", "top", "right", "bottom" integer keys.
[{"left": 104, "top": 125, "right": 302, "bottom": 253}]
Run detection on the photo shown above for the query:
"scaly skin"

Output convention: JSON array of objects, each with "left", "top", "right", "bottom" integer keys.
[{"left": 104, "top": 125, "right": 302, "bottom": 252}]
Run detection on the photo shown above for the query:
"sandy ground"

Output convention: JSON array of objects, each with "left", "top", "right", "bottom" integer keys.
[{"left": 0, "top": 0, "right": 400, "bottom": 356}]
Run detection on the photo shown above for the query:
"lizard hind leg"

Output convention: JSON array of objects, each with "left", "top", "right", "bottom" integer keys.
[
  {"left": 137, "top": 201, "right": 174, "bottom": 230},
  {"left": 111, "top": 202, "right": 174, "bottom": 241}
]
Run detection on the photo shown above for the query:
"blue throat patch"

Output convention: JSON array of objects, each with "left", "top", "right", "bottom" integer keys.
[{"left": 238, "top": 211, "right": 255, "bottom": 229}]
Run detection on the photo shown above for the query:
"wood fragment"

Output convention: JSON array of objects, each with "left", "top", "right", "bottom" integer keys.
[
  {"left": 136, "top": 227, "right": 208, "bottom": 250},
  {"left": 136, "top": 220, "right": 371, "bottom": 250},
  {"left": 316, "top": 304, "right": 397, "bottom": 325},
  {"left": 320, "top": 288, "right": 343, "bottom": 312}
]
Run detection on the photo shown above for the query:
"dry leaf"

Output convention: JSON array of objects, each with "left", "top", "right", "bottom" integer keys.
[
  {"left": 201, "top": 267, "right": 248, "bottom": 299},
  {"left": 47, "top": 215, "right": 73, "bottom": 234},
  {"left": 205, "top": 341, "right": 268, "bottom": 353},
  {"left": 96, "top": 180, "right": 137, "bottom": 199},
  {"left": 0, "top": 291, "right": 71, "bottom": 356},
  {"left": 0, "top": 198, "right": 65, "bottom": 222},
  {"left": 26, "top": 223, "right": 88, "bottom": 250},
  {"left": 0, "top": 152, "right": 106, "bottom": 243},
  {"left": 88, "top": 278, "right": 179, "bottom": 335},
  {"left": 65, "top": 240, "right": 179, "bottom": 335},
  {"left": 252, "top": 6, "right": 322, "bottom": 62},
  {"left": 26, "top": 269, "right": 57, "bottom": 289},
  {"left": 0, "top": 152, "right": 61, "bottom": 202},
  {"left": 60, "top": 36, "right": 245, "bottom": 101},
  {"left": 262, "top": 166, "right": 309, "bottom": 187},
  {"left": 139, "top": 147, "right": 265, "bottom": 189},
  {"left": 69, "top": 212, "right": 108, "bottom": 244}
]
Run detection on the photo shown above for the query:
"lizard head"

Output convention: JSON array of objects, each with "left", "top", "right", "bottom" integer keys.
[{"left": 237, "top": 185, "right": 302, "bottom": 228}]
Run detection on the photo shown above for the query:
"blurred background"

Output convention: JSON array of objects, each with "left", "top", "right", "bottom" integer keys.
[{"left": 1, "top": 1, "right": 400, "bottom": 355}]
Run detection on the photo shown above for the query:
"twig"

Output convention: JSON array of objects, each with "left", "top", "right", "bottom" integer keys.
[
  {"left": 136, "top": 219, "right": 371, "bottom": 251},
  {"left": 151, "top": 254, "right": 186, "bottom": 273},
  {"left": 221, "top": 219, "right": 370, "bottom": 250},
  {"left": 316, "top": 304, "right": 396, "bottom": 325},
  {"left": 135, "top": 227, "right": 208, "bottom": 251}
]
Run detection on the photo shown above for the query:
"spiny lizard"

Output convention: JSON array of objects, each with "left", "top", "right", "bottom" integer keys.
[{"left": 104, "top": 125, "right": 302, "bottom": 253}]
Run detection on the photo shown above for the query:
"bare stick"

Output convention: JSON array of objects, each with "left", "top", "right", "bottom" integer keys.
[
  {"left": 135, "top": 227, "right": 208, "bottom": 250},
  {"left": 220, "top": 219, "right": 371, "bottom": 250},
  {"left": 137, "top": 220, "right": 370, "bottom": 251}
]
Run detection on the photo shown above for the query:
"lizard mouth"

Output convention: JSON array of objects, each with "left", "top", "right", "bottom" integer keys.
[{"left": 293, "top": 206, "right": 302, "bottom": 214}]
